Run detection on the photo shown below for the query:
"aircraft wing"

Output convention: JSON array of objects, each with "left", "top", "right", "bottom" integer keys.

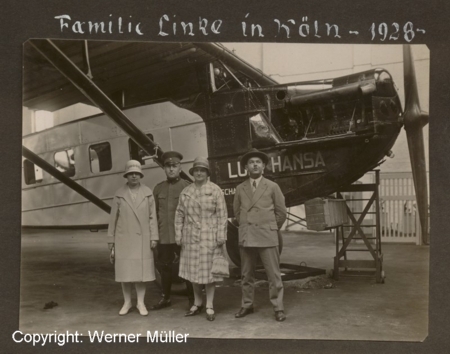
[{"left": 23, "top": 40, "right": 277, "bottom": 112}]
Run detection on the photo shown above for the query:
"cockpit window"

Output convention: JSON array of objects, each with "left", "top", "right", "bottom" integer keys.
[
  {"left": 249, "top": 113, "right": 282, "bottom": 148},
  {"left": 210, "top": 62, "right": 253, "bottom": 93}
]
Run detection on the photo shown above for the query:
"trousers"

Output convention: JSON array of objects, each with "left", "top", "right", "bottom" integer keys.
[
  {"left": 239, "top": 246, "right": 284, "bottom": 311},
  {"left": 157, "top": 243, "right": 194, "bottom": 301}
]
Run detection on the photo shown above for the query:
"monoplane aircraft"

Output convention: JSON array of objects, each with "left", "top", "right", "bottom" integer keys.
[{"left": 22, "top": 40, "right": 429, "bottom": 266}]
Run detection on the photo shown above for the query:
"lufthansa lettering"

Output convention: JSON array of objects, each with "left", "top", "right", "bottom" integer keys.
[{"left": 227, "top": 151, "right": 325, "bottom": 179}]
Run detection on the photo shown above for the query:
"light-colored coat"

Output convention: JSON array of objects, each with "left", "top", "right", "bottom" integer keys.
[
  {"left": 107, "top": 184, "right": 159, "bottom": 282},
  {"left": 175, "top": 181, "right": 228, "bottom": 284},
  {"left": 233, "top": 177, "right": 287, "bottom": 247}
]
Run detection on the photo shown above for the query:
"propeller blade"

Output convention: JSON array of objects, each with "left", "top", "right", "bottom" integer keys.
[
  {"left": 403, "top": 46, "right": 420, "bottom": 115},
  {"left": 403, "top": 45, "right": 429, "bottom": 244},
  {"left": 406, "top": 126, "right": 429, "bottom": 244}
]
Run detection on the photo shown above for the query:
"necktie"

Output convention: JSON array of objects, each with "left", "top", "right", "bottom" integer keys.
[{"left": 252, "top": 180, "right": 257, "bottom": 192}]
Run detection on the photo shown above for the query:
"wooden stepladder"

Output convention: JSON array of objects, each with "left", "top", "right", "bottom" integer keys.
[{"left": 334, "top": 170, "right": 385, "bottom": 283}]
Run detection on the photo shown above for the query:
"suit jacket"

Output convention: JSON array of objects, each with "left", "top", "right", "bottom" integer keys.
[{"left": 233, "top": 177, "right": 287, "bottom": 247}]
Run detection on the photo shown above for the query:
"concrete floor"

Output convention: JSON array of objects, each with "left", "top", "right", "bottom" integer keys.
[{"left": 20, "top": 229, "right": 429, "bottom": 341}]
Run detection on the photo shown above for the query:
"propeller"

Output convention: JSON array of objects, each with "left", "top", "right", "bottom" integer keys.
[{"left": 403, "top": 45, "right": 429, "bottom": 244}]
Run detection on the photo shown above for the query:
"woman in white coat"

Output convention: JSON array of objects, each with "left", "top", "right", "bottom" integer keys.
[{"left": 107, "top": 160, "right": 159, "bottom": 316}]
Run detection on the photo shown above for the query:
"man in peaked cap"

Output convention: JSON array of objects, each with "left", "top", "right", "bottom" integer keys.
[
  {"left": 233, "top": 148, "right": 287, "bottom": 322},
  {"left": 150, "top": 151, "right": 194, "bottom": 310}
]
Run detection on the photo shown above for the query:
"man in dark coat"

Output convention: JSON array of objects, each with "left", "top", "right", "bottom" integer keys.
[
  {"left": 233, "top": 148, "right": 287, "bottom": 322},
  {"left": 150, "top": 151, "right": 194, "bottom": 310}
]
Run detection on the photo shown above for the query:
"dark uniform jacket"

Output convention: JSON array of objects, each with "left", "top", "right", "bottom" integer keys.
[{"left": 154, "top": 178, "right": 190, "bottom": 244}]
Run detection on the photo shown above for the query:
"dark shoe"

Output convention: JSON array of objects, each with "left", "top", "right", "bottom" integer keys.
[
  {"left": 275, "top": 311, "right": 286, "bottom": 322},
  {"left": 150, "top": 298, "right": 172, "bottom": 310},
  {"left": 206, "top": 308, "right": 215, "bottom": 321},
  {"left": 185, "top": 304, "right": 203, "bottom": 317},
  {"left": 235, "top": 307, "right": 254, "bottom": 318}
]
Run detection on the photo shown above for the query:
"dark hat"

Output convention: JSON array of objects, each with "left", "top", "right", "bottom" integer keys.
[
  {"left": 189, "top": 156, "right": 210, "bottom": 176},
  {"left": 240, "top": 148, "right": 269, "bottom": 167},
  {"left": 161, "top": 151, "right": 183, "bottom": 165}
]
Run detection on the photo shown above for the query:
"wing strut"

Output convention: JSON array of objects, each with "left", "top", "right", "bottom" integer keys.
[{"left": 28, "top": 39, "right": 192, "bottom": 182}]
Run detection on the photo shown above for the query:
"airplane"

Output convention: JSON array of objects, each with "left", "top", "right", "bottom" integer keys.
[{"left": 22, "top": 40, "right": 429, "bottom": 268}]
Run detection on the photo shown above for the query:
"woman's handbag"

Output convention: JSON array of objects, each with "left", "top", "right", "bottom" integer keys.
[{"left": 211, "top": 245, "right": 229, "bottom": 278}]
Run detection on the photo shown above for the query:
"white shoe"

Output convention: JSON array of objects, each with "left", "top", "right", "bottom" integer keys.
[
  {"left": 119, "top": 302, "right": 132, "bottom": 316},
  {"left": 136, "top": 303, "right": 148, "bottom": 316}
]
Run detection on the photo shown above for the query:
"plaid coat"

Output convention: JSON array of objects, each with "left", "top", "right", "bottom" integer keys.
[{"left": 175, "top": 181, "right": 228, "bottom": 284}]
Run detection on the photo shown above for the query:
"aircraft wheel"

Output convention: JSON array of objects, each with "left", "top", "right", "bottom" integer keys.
[{"left": 225, "top": 220, "right": 283, "bottom": 268}]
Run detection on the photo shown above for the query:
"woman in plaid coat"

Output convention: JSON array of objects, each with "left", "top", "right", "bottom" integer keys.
[{"left": 175, "top": 157, "right": 228, "bottom": 321}]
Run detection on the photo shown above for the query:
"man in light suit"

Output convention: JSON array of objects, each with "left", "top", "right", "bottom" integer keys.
[{"left": 233, "top": 148, "right": 287, "bottom": 322}]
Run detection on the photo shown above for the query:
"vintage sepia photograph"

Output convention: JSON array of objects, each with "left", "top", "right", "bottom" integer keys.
[{"left": 20, "top": 40, "right": 429, "bottom": 341}]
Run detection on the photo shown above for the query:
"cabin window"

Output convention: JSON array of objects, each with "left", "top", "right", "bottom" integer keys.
[
  {"left": 89, "top": 142, "right": 112, "bottom": 173},
  {"left": 249, "top": 113, "right": 281, "bottom": 148},
  {"left": 23, "top": 159, "right": 43, "bottom": 185},
  {"left": 129, "top": 134, "right": 155, "bottom": 165},
  {"left": 54, "top": 148, "right": 76, "bottom": 177}
]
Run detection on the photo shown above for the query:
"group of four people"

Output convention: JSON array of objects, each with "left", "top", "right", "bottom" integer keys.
[{"left": 107, "top": 148, "right": 287, "bottom": 322}]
